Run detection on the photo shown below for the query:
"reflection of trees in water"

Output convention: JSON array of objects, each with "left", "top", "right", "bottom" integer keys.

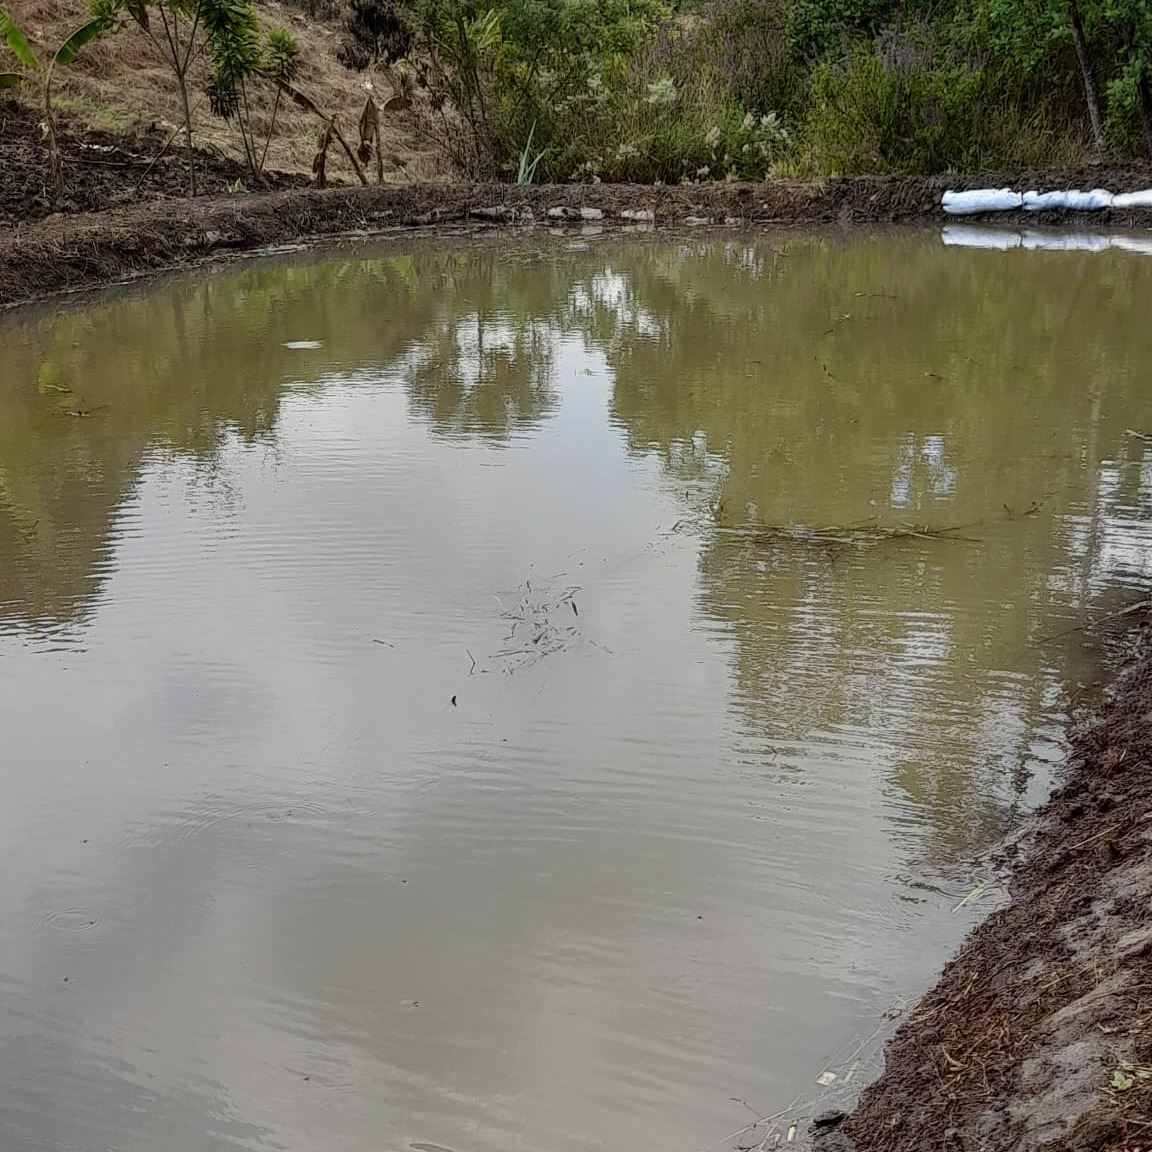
[
  {"left": 7, "top": 234, "right": 1152, "bottom": 867},
  {"left": 397, "top": 247, "right": 571, "bottom": 441},
  {"left": 592, "top": 236, "right": 1152, "bottom": 865},
  {"left": 0, "top": 246, "right": 569, "bottom": 627},
  {"left": 404, "top": 314, "right": 557, "bottom": 442}
]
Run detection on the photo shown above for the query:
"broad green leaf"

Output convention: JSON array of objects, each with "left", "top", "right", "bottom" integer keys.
[
  {"left": 53, "top": 18, "right": 105, "bottom": 65},
  {"left": 0, "top": 7, "right": 40, "bottom": 70}
]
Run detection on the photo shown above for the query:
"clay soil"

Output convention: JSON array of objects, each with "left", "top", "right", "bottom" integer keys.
[{"left": 839, "top": 615, "right": 1152, "bottom": 1152}]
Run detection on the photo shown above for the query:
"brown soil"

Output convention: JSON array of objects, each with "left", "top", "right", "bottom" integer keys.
[
  {"left": 839, "top": 615, "right": 1152, "bottom": 1152},
  {"left": 7, "top": 165, "right": 1152, "bottom": 308},
  {"left": 0, "top": 101, "right": 309, "bottom": 223}
]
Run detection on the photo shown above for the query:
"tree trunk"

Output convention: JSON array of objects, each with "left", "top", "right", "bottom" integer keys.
[
  {"left": 1068, "top": 0, "right": 1104, "bottom": 153},
  {"left": 258, "top": 88, "right": 282, "bottom": 174},
  {"left": 176, "top": 66, "right": 197, "bottom": 196},
  {"left": 329, "top": 116, "right": 369, "bottom": 185},
  {"left": 43, "top": 63, "right": 63, "bottom": 201}
]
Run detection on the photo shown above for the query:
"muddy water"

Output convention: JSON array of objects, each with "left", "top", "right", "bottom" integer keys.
[{"left": 2, "top": 231, "right": 1152, "bottom": 1152}]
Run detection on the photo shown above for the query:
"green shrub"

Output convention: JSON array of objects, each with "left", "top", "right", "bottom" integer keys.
[
  {"left": 404, "top": 0, "right": 1132, "bottom": 180},
  {"left": 797, "top": 45, "right": 984, "bottom": 173},
  {"left": 693, "top": 0, "right": 805, "bottom": 118}
]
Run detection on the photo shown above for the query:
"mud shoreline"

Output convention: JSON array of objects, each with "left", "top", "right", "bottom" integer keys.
[
  {"left": 829, "top": 611, "right": 1152, "bottom": 1152},
  {"left": 6, "top": 165, "right": 1152, "bottom": 307}
]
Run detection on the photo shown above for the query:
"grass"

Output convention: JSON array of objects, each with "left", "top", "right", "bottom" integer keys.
[{"left": 52, "top": 88, "right": 142, "bottom": 130}]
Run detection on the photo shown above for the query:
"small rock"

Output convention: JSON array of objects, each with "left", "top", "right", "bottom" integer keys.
[
  {"left": 203, "top": 230, "right": 223, "bottom": 246},
  {"left": 547, "top": 206, "right": 570, "bottom": 219},
  {"left": 621, "top": 208, "right": 655, "bottom": 221},
  {"left": 812, "top": 1110, "right": 847, "bottom": 1130},
  {"left": 724, "top": 216, "right": 743, "bottom": 225},
  {"left": 579, "top": 206, "right": 604, "bottom": 220},
  {"left": 683, "top": 215, "right": 712, "bottom": 226}
]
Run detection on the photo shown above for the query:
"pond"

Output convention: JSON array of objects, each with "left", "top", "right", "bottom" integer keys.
[{"left": 2, "top": 229, "right": 1152, "bottom": 1152}]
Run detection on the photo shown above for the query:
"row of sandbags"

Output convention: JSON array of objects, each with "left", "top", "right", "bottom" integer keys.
[{"left": 942, "top": 188, "right": 1152, "bottom": 214}]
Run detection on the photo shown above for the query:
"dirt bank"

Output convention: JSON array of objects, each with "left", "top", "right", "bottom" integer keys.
[
  {"left": 6, "top": 164, "right": 1152, "bottom": 307},
  {"left": 830, "top": 615, "right": 1152, "bottom": 1152},
  {"left": 0, "top": 103, "right": 310, "bottom": 225}
]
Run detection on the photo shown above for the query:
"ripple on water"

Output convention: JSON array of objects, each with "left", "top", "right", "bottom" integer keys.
[{"left": 39, "top": 910, "right": 101, "bottom": 932}]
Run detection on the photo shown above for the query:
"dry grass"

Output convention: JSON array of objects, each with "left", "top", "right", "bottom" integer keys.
[{"left": 4, "top": 0, "right": 446, "bottom": 180}]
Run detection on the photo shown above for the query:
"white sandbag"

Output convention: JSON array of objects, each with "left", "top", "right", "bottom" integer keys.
[
  {"left": 1023, "top": 190, "right": 1068, "bottom": 211},
  {"left": 1021, "top": 231, "right": 1110, "bottom": 252},
  {"left": 1023, "top": 189, "right": 1114, "bottom": 211},
  {"left": 1111, "top": 234, "right": 1152, "bottom": 255},
  {"left": 941, "top": 225, "right": 1021, "bottom": 250},
  {"left": 1063, "top": 189, "right": 1114, "bottom": 210},
  {"left": 941, "top": 188, "right": 1023, "bottom": 215},
  {"left": 1112, "top": 189, "right": 1152, "bottom": 209}
]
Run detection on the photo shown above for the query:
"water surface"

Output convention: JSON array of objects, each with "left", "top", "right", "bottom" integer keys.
[{"left": 2, "top": 230, "right": 1152, "bottom": 1152}]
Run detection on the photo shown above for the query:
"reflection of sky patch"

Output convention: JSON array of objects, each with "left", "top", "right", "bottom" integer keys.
[{"left": 890, "top": 434, "right": 956, "bottom": 508}]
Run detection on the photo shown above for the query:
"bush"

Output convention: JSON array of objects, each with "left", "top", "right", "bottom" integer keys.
[
  {"left": 338, "top": 0, "right": 413, "bottom": 70},
  {"left": 488, "top": 51, "right": 794, "bottom": 183},
  {"left": 401, "top": 0, "right": 1150, "bottom": 181},
  {"left": 788, "top": 0, "right": 901, "bottom": 59},
  {"left": 403, "top": 0, "right": 799, "bottom": 183},
  {"left": 1105, "top": 57, "right": 1152, "bottom": 157},
  {"left": 796, "top": 38, "right": 986, "bottom": 174},
  {"left": 691, "top": 0, "right": 804, "bottom": 119}
]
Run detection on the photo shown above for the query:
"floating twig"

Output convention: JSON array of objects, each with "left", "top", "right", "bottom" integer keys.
[{"left": 1035, "top": 598, "right": 1152, "bottom": 646}]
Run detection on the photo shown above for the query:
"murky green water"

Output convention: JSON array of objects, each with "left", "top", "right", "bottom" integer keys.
[{"left": 2, "top": 230, "right": 1152, "bottom": 1152}]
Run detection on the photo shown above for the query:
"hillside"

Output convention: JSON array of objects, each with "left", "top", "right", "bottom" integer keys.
[{"left": 2, "top": 0, "right": 443, "bottom": 199}]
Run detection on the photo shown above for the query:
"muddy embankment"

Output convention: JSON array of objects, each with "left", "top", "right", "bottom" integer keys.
[
  {"left": 6, "top": 162, "right": 1152, "bottom": 307},
  {"left": 817, "top": 613, "right": 1152, "bottom": 1152}
]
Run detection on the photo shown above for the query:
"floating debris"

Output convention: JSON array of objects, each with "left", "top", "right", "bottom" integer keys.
[
  {"left": 714, "top": 520, "right": 980, "bottom": 553},
  {"left": 486, "top": 575, "right": 607, "bottom": 674}
]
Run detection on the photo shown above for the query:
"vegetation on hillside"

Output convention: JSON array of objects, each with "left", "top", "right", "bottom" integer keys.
[
  {"left": 5, "top": 0, "right": 1152, "bottom": 188},
  {"left": 376, "top": 0, "right": 1152, "bottom": 179}
]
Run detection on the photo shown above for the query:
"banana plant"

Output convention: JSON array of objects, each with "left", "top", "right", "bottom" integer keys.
[
  {"left": 0, "top": 8, "right": 34, "bottom": 90},
  {"left": 0, "top": 6, "right": 107, "bottom": 196}
]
